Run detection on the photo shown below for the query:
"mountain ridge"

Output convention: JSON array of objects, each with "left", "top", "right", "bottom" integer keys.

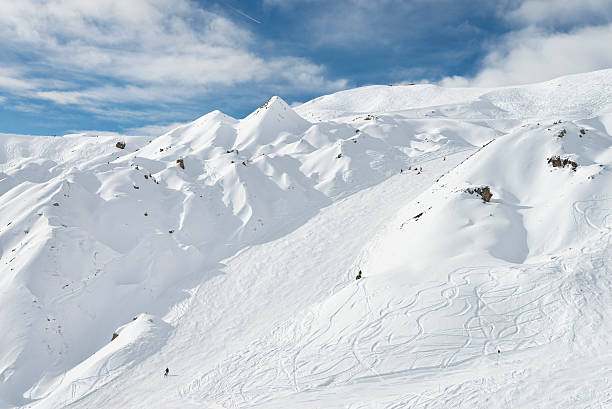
[{"left": 1, "top": 69, "right": 612, "bottom": 408}]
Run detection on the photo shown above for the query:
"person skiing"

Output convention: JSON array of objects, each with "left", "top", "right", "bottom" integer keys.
[{"left": 164, "top": 368, "right": 169, "bottom": 377}]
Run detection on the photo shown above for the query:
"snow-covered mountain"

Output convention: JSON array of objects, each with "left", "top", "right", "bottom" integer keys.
[{"left": 2, "top": 69, "right": 612, "bottom": 409}]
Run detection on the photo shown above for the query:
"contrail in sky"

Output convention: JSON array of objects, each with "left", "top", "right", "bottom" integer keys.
[{"left": 223, "top": 2, "right": 262, "bottom": 24}]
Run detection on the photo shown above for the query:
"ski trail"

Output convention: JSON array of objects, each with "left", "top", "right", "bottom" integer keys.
[{"left": 182, "top": 253, "right": 584, "bottom": 408}]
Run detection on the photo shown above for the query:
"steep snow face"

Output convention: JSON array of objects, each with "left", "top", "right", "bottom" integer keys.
[
  {"left": 28, "top": 314, "right": 171, "bottom": 409},
  {"left": 172, "top": 117, "right": 612, "bottom": 409},
  {"left": 2, "top": 70, "right": 612, "bottom": 409},
  {"left": 0, "top": 97, "right": 477, "bottom": 408},
  {"left": 236, "top": 96, "right": 311, "bottom": 151}
]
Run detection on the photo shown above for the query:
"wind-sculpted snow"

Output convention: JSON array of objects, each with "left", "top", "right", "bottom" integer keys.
[
  {"left": 176, "top": 115, "right": 612, "bottom": 408},
  {"left": 0, "top": 97, "right": 478, "bottom": 407},
  {"left": 297, "top": 69, "right": 612, "bottom": 122},
  {"left": 2, "top": 70, "right": 612, "bottom": 408}
]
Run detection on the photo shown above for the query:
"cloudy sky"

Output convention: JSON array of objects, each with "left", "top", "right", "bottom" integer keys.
[{"left": 1, "top": 0, "right": 611, "bottom": 135}]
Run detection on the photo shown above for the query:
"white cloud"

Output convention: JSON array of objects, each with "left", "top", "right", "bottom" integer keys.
[
  {"left": 35, "top": 84, "right": 191, "bottom": 105},
  {"left": 64, "top": 130, "right": 123, "bottom": 138},
  {"left": 0, "top": 68, "right": 38, "bottom": 91},
  {"left": 507, "top": 0, "right": 612, "bottom": 26},
  {"left": 0, "top": 96, "right": 6, "bottom": 104},
  {"left": 31, "top": 58, "right": 347, "bottom": 107},
  {"left": 441, "top": 0, "right": 612, "bottom": 88},
  {"left": 10, "top": 102, "right": 45, "bottom": 113},
  {"left": 271, "top": 58, "right": 349, "bottom": 91},
  {"left": 441, "top": 24, "right": 612, "bottom": 87},
  {"left": 0, "top": 0, "right": 346, "bottom": 112},
  {"left": 125, "top": 122, "right": 188, "bottom": 136}
]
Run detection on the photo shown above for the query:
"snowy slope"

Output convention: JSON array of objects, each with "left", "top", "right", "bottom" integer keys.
[
  {"left": 1, "top": 69, "right": 612, "bottom": 408},
  {"left": 296, "top": 69, "right": 612, "bottom": 122}
]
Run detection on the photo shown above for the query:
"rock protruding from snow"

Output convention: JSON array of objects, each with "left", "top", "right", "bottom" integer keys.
[{"left": 2, "top": 69, "right": 612, "bottom": 409}]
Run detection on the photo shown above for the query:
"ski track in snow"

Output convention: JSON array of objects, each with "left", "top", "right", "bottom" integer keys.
[
  {"left": 239, "top": 198, "right": 612, "bottom": 409},
  {"left": 2, "top": 69, "right": 612, "bottom": 408},
  {"left": 183, "top": 261, "right": 576, "bottom": 408}
]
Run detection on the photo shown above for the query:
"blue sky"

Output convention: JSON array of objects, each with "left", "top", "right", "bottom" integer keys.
[{"left": 1, "top": 0, "right": 612, "bottom": 136}]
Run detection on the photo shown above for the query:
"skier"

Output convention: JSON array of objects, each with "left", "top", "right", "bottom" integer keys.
[
  {"left": 164, "top": 368, "right": 169, "bottom": 377},
  {"left": 356, "top": 270, "right": 362, "bottom": 280}
]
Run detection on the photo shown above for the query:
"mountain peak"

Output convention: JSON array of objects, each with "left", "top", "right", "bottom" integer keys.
[
  {"left": 246, "top": 96, "right": 293, "bottom": 119},
  {"left": 236, "top": 96, "right": 310, "bottom": 150},
  {"left": 4, "top": 69, "right": 612, "bottom": 409}
]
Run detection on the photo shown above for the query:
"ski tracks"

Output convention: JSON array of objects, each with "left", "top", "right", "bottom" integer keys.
[
  {"left": 180, "top": 199, "right": 612, "bottom": 408},
  {"left": 180, "top": 264, "right": 578, "bottom": 407}
]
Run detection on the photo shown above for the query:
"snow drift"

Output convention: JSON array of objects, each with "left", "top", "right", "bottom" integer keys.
[{"left": 1, "top": 69, "right": 612, "bottom": 408}]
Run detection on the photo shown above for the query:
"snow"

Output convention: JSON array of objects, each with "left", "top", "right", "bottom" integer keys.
[
  {"left": 296, "top": 69, "right": 612, "bottom": 122},
  {"left": 1, "top": 69, "right": 612, "bottom": 408}
]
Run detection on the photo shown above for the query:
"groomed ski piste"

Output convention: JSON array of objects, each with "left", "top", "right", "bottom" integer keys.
[{"left": 1, "top": 69, "right": 612, "bottom": 408}]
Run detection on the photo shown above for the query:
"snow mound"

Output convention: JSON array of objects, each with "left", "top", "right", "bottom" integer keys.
[
  {"left": 1, "top": 69, "right": 612, "bottom": 409},
  {"left": 28, "top": 314, "right": 171, "bottom": 409},
  {"left": 177, "top": 115, "right": 612, "bottom": 408}
]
